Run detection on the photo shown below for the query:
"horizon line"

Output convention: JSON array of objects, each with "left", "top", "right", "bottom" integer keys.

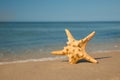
[{"left": 0, "top": 20, "right": 120, "bottom": 23}]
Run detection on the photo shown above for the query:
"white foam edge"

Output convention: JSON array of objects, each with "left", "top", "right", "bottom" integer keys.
[
  {"left": 92, "top": 50, "right": 120, "bottom": 54},
  {"left": 0, "top": 56, "right": 67, "bottom": 65}
]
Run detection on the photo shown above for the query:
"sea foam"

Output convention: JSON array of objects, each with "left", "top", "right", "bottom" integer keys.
[{"left": 0, "top": 56, "right": 66, "bottom": 65}]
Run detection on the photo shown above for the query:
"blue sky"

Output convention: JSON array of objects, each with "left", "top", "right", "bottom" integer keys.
[{"left": 0, "top": 0, "right": 120, "bottom": 22}]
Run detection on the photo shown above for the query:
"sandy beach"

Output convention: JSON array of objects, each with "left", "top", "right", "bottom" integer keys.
[{"left": 0, "top": 51, "right": 120, "bottom": 80}]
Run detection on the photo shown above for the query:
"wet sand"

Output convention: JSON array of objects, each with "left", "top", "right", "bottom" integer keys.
[{"left": 0, "top": 51, "right": 120, "bottom": 80}]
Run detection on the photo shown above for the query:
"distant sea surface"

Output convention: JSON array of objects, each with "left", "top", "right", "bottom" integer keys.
[{"left": 0, "top": 22, "right": 120, "bottom": 63}]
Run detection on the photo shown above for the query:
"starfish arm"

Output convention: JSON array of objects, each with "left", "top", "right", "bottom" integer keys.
[
  {"left": 65, "top": 29, "right": 75, "bottom": 42},
  {"left": 68, "top": 56, "right": 79, "bottom": 64},
  {"left": 82, "top": 31, "right": 95, "bottom": 43},
  {"left": 51, "top": 50, "right": 66, "bottom": 55},
  {"left": 84, "top": 54, "right": 98, "bottom": 63}
]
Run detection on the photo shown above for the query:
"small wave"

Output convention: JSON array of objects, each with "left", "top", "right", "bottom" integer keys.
[
  {"left": 0, "top": 56, "right": 67, "bottom": 65},
  {"left": 91, "top": 50, "right": 120, "bottom": 54}
]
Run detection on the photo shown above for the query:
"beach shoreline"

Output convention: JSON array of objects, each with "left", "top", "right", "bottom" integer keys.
[{"left": 0, "top": 51, "right": 120, "bottom": 80}]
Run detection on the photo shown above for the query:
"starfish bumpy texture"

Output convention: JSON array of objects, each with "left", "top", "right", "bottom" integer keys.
[{"left": 51, "top": 29, "right": 98, "bottom": 64}]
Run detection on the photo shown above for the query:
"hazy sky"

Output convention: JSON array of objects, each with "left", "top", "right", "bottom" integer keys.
[{"left": 0, "top": 0, "right": 120, "bottom": 22}]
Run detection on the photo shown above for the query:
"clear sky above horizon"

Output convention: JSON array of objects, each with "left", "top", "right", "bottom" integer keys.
[{"left": 0, "top": 0, "right": 120, "bottom": 22}]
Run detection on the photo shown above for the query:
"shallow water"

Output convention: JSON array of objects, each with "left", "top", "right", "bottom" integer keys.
[{"left": 0, "top": 22, "right": 120, "bottom": 63}]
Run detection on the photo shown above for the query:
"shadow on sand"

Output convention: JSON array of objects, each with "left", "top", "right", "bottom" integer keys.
[{"left": 62, "top": 56, "right": 112, "bottom": 64}]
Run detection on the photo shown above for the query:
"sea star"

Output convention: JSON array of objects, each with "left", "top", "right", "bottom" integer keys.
[{"left": 51, "top": 29, "right": 98, "bottom": 64}]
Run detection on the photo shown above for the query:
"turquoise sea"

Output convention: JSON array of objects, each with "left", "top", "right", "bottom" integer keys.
[{"left": 0, "top": 22, "right": 120, "bottom": 64}]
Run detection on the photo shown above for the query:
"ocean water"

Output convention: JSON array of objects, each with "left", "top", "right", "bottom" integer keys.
[{"left": 0, "top": 22, "right": 120, "bottom": 64}]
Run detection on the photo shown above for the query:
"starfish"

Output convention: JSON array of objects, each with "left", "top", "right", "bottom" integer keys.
[{"left": 51, "top": 29, "right": 98, "bottom": 64}]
